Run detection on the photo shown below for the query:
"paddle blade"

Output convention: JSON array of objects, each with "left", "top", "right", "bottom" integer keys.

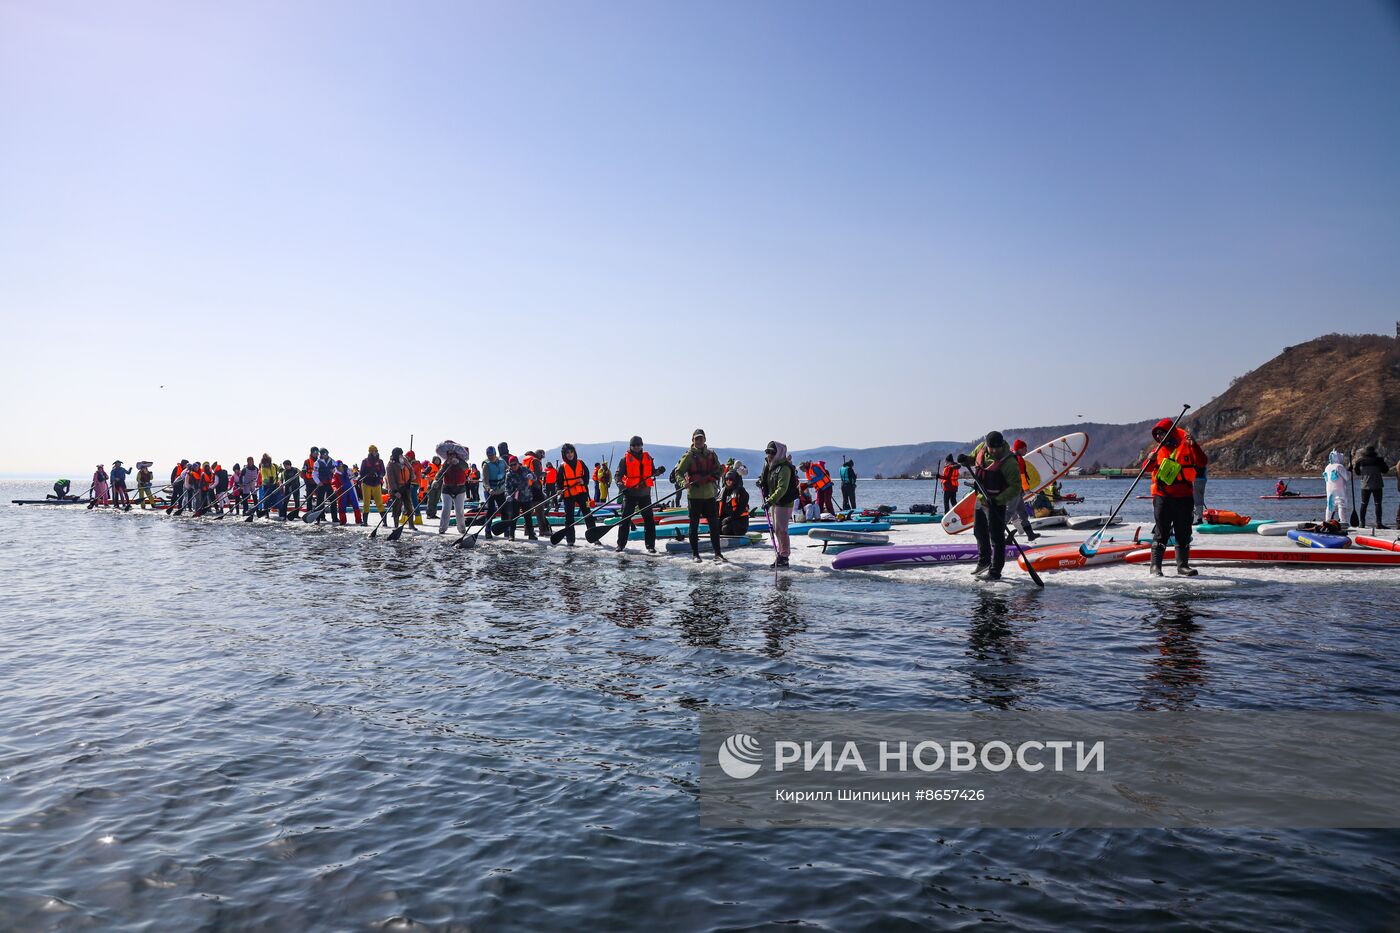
[
  {"left": 550, "top": 528, "right": 569, "bottom": 545},
  {"left": 1078, "top": 531, "right": 1104, "bottom": 558},
  {"left": 303, "top": 509, "right": 323, "bottom": 524},
  {"left": 585, "top": 524, "right": 611, "bottom": 544},
  {"left": 387, "top": 522, "right": 406, "bottom": 541},
  {"left": 455, "top": 534, "right": 478, "bottom": 550}
]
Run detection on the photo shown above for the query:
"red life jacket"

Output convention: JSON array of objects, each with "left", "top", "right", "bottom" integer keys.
[
  {"left": 559, "top": 460, "right": 588, "bottom": 498},
  {"left": 620, "top": 451, "right": 655, "bottom": 490}
]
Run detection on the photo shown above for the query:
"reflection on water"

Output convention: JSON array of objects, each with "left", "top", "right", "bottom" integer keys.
[{"left": 0, "top": 482, "right": 1397, "bottom": 931}]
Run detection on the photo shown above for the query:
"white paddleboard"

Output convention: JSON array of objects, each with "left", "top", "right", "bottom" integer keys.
[{"left": 942, "top": 432, "right": 1090, "bottom": 535}]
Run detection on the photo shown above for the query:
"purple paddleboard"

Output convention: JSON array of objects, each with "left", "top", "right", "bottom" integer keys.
[{"left": 831, "top": 543, "right": 1018, "bottom": 570}]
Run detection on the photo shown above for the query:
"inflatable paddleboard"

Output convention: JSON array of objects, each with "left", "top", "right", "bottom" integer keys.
[
  {"left": 1257, "top": 521, "right": 1305, "bottom": 536},
  {"left": 831, "top": 543, "right": 1018, "bottom": 570},
  {"left": 664, "top": 535, "right": 756, "bottom": 554},
  {"left": 942, "top": 433, "right": 1089, "bottom": 535},
  {"left": 1355, "top": 535, "right": 1400, "bottom": 552},
  {"left": 1196, "top": 520, "right": 1270, "bottom": 534},
  {"left": 1259, "top": 494, "right": 1324, "bottom": 500},
  {"left": 1017, "top": 541, "right": 1146, "bottom": 572},
  {"left": 1029, "top": 515, "right": 1068, "bottom": 529},
  {"left": 809, "top": 528, "right": 890, "bottom": 545},
  {"left": 745, "top": 520, "right": 892, "bottom": 536},
  {"left": 1064, "top": 514, "right": 1120, "bottom": 530},
  {"left": 1287, "top": 529, "right": 1351, "bottom": 549},
  {"left": 1124, "top": 547, "right": 1400, "bottom": 567}
]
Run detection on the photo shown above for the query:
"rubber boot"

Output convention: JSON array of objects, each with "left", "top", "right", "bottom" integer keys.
[
  {"left": 1149, "top": 545, "right": 1165, "bottom": 577},
  {"left": 1176, "top": 545, "right": 1198, "bottom": 577}
]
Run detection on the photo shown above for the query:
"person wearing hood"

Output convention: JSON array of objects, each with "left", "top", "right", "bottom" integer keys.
[
  {"left": 758, "top": 442, "right": 800, "bottom": 568},
  {"left": 1322, "top": 449, "right": 1352, "bottom": 525},
  {"left": 425, "top": 455, "right": 444, "bottom": 520},
  {"left": 719, "top": 470, "right": 751, "bottom": 536},
  {"left": 501, "top": 455, "right": 538, "bottom": 539},
  {"left": 438, "top": 448, "right": 469, "bottom": 535},
  {"left": 556, "top": 443, "right": 596, "bottom": 545},
  {"left": 939, "top": 454, "right": 960, "bottom": 514},
  {"left": 675, "top": 428, "right": 726, "bottom": 561},
  {"left": 1145, "top": 418, "right": 1201, "bottom": 577},
  {"left": 1354, "top": 445, "right": 1390, "bottom": 528},
  {"left": 360, "top": 445, "right": 386, "bottom": 519},
  {"left": 839, "top": 457, "right": 857, "bottom": 511},
  {"left": 237, "top": 458, "right": 258, "bottom": 513},
  {"left": 92, "top": 464, "right": 110, "bottom": 507},
  {"left": 956, "top": 431, "right": 1022, "bottom": 582},
  {"left": 615, "top": 436, "right": 659, "bottom": 553}
]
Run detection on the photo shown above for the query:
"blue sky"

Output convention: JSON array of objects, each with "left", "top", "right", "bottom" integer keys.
[{"left": 2, "top": 1, "right": 1397, "bottom": 473}]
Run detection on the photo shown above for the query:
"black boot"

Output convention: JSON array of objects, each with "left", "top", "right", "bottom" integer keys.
[
  {"left": 971, "top": 562, "right": 990, "bottom": 577},
  {"left": 1176, "top": 545, "right": 1198, "bottom": 577},
  {"left": 1149, "top": 545, "right": 1165, "bottom": 577}
]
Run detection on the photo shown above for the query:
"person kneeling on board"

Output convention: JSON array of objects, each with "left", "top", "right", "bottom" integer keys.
[
  {"left": 958, "top": 431, "right": 1021, "bottom": 582},
  {"left": 676, "top": 429, "right": 726, "bottom": 562},
  {"left": 719, "top": 470, "right": 751, "bottom": 536},
  {"left": 1147, "top": 418, "right": 1200, "bottom": 577},
  {"left": 48, "top": 478, "right": 76, "bottom": 501}
]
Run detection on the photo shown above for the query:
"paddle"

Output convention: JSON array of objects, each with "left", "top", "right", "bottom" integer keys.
[
  {"left": 957, "top": 467, "right": 1044, "bottom": 589},
  {"left": 490, "top": 489, "right": 565, "bottom": 537},
  {"left": 551, "top": 485, "right": 628, "bottom": 545},
  {"left": 305, "top": 474, "right": 358, "bottom": 524},
  {"left": 453, "top": 494, "right": 513, "bottom": 549},
  {"left": 244, "top": 469, "right": 304, "bottom": 522},
  {"left": 1348, "top": 446, "right": 1359, "bottom": 528},
  {"left": 585, "top": 475, "right": 679, "bottom": 544},
  {"left": 1080, "top": 403, "right": 1190, "bottom": 559}
]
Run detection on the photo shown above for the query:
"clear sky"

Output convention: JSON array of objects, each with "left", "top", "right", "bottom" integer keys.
[{"left": 2, "top": 1, "right": 1398, "bottom": 474}]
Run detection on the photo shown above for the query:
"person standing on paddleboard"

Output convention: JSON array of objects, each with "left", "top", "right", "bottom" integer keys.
[
  {"left": 839, "top": 458, "right": 857, "bottom": 511},
  {"left": 759, "top": 441, "right": 799, "bottom": 569},
  {"left": 939, "top": 455, "right": 960, "bottom": 515},
  {"left": 437, "top": 449, "right": 469, "bottom": 535},
  {"left": 1189, "top": 434, "right": 1210, "bottom": 524},
  {"left": 1322, "top": 450, "right": 1351, "bottom": 526},
  {"left": 1354, "top": 445, "right": 1390, "bottom": 528},
  {"left": 1009, "top": 441, "right": 1040, "bottom": 542},
  {"left": 615, "top": 436, "right": 659, "bottom": 553},
  {"left": 110, "top": 460, "right": 131, "bottom": 511},
  {"left": 386, "top": 448, "right": 415, "bottom": 530},
  {"left": 278, "top": 460, "right": 300, "bottom": 519},
  {"left": 556, "top": 443, "right": 596, "bottom": 546},
  {"left": 481, "top": 447, "right": 507, "bottom": 535},
  {"left": 301, "top": 448, "right": 320, "bottom": 517},
  {"left": 958, "top": 432, "right": 1020, "bottom": 582},
  {"left": 1147, "top": 419, "right": 1201, "bottom": 577},
  {"left": 501, "top": 455, "right": 538, "bottom": 540},
  {"left": 360, "top": 445, "right": 385, "bottom": 520},
  {"left": 676, "top": 429, "right": 725, "bottom": 562},
  {"left": 135, "top": 464, "right": 154, "bottom": 508}
]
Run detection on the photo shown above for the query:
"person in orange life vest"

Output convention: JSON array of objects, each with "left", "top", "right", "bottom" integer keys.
[
  {"left": 424, "top": 456, "right": 443, "bottom": 520},
  {"left": 522, "top": 450, "right": 553, "bottom": 533},
  {"left": 1008, "top": 440, "right": 1040, "bottom": 541},
  {"left": 555, "top": 443, "right": 597, "bottom": 545},
  {"left": 301, "top": 447, "right": 321, "bottom": 516},
  {"left": 1146, "top": 418, "right": 1201, "bottom": 577},
  {"left": 719, "top": 470, "right": 751, "bottom": 536},
  {"left": 544, "top": 461, "right": 559, "bottom": 499},
  {"left": 939, "top": 454, "right": 961, "bottom": 514},
  {"left": 385, "top": 448, "right": 416, "bottom": 529},
  {"left": 466, "top": 463, "right": 481, "bottom": 502},
  {"left": 800, "top": 460, "right": 835, "bottom": 516},
  {"left": 615, "top": 435, "right": 660, "bottom": 553},
  {"left": 1276, "top": 478, "right": 1290, "bottom": 498},
  {"left": 676, "top": 428, "right": 726, "bottom": 561}
]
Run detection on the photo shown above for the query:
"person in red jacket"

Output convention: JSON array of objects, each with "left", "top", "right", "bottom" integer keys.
[{"left": 1146, "top": 418, "right": 1201, "bottom": 577}]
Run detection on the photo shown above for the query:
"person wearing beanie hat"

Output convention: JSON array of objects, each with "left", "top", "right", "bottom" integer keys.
[
  {"left": 675, "top": 429, "right": 725, "bottom": 561},
  {"left": 615, "top": 435, "right": 660, "bottom": 553},
  {"left": 839, "top": 457, "right": 858, "bottom": 511},
  {"left": 360, "top": 444, "right": 386, "bottom": 520},
  {"left": 385, "top": 447, "right": 415, "bottom": 530},
  {"left": 939, "top": 454, "right": 960, "bottom": 515},
  {"left": 1354, "top": 444, "right": 1390, "bottom": 528},
  {"left": 279, "top": 459, "right": 301, "bottom": 520},
  {"left": 956, "top": 431, "right": 1022, "bottom": 581},
  {"left": 481, "top": 446, "right": 507, "bottom": 532},
  {"left": 1146, "top": 417, "right": 1202, "bottom": 577}
]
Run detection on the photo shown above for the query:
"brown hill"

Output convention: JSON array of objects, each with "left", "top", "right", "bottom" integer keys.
[{"left": 1186, "top": 333, "right": 1399, "bottom": 472}]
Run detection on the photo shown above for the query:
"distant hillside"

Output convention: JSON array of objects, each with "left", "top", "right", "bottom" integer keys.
[
  {"left": 1187, "top": 333, "right": 1399, "bottom": 471},
  {"left": 555, "top": 442, "right": 965, "bottom": 477}
]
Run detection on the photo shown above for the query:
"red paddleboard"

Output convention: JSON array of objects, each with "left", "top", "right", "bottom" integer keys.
[
  {"left": 1017, "top": 541, "right": 1147, "bottom": 572},
  {"left": 1259, "top": 494, "right": 1324, "bottom": 500},
  {"left": 1355, "top": 535, "right": 1400, "bottom": 552},
  {"left": 1124, "top": 547, "right": 1400, "bottom": 566},
  {"left": 942, "top": 433, "right": 1089, "bottom": 535}
]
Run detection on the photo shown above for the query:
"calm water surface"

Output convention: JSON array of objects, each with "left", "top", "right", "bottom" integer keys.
[{"left": 2, "top": 478, "right": 1397, "bottom": 930}]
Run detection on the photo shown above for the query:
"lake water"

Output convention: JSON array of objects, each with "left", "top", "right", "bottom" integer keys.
[{"left": 2, "top": 477, "right": 1397, "bottom": 930}]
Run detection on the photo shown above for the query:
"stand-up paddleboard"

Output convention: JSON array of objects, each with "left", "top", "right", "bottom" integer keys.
[
  {"left": 1017, "top": 541, "right": 1147, "bottom": 572},
  {"left": 1124, "top": 547, "right": 1400, "bottom": 567},
  {"left": 941, "top": 433, "right": 1089, "bottom": 535},
  {"left": 11, "top": 498, "right": 93, "bottom": 505},
  {"left": 1196, "top": 520, "right": 1271, "bottom": 534},
  {"left": 809, "top": 528, "right": 890, "bottom": 545},
  {"left": 664, "top": 535, "right": 758, "bottom": 554},
  {"left": 1355, "top": 535, "right": 1400, "bottom": 552},
  {"left": 1064, "top": 514, "right": 1120, "bottom": 530},
  {"left": 880, "top": 514, "right": 940, "bottom": 525},
  {"left": 1257, "top": 521, "right": 1306, "bottom": 536},
  {"left": 831, "top": 543, "right": 1018, "bottom": 570},
  {"left": 1259, "top": 494, "right": 1324, "bottom": 500},
  {"left": 744, "top": 520, "right": 892, "bottom": 536},
  {"left": 1029, "top": 515, "right": 1068, "bottom": 529},
  {"left": 1287, "top": 529, "right": 1351, "bottom": 549}
]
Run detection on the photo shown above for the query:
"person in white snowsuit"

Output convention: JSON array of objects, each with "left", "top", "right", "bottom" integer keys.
[{"left": 1322, "top": 449, "right": 1350, "bottom": 523}]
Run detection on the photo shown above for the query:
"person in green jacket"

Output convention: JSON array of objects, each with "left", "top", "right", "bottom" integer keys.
[
  {"left": 674, "top": 428, "right": 725, "bottom": 562},
  {"left": 758, "top": 441, "right": 800, "bottom": 569},
  {"left": 957, "top": 431, "right": 1022, "bottom": 582}
]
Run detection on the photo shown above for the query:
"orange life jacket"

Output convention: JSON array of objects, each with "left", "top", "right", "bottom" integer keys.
[
  {"left": 940, "top": 464, "right": 960, "bottom": 491},
  {"left": 545, "top": 465, "right": 557, "bottom": 485},
  {"left": 805, "top": 464, "right": 831, "bottom": 491},
  {"left": 302, "top": 458, "right": 316, "bottom": 482},
  {"left": 559, "top": 459, "right": 588, "bottom": 498},
  {"left": 620, "top": 451, "right": 655, "bottom": 490},
  {"left": 1149, "top": 431, "right": 1198, "bottom": 497}
]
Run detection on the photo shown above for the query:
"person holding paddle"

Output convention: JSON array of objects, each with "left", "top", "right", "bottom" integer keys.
[
  {"left": 501, "top": 456, "right": 538, "bottom": 540},
  {"left": 385, "top": 447, "right": 415, "bottom": 530},
  {"left": 481, "top": 447, "right": 507, "bottom": 534},
  {"left": 614, "top": 436, "right": 659, "bottom": 553},
  {"left": 759, "top": 441, "right": 799, "bottom": 569},
  {"left": 675, "top": 429, "right": 725, "bottom": 562},
  {"left": 1147, "top": 418, "right": 1201, "bottom": 577},
  {"left": 555, "top": 444, "right": 596, "bottom": 546},
  {"left": 957, "top": 431, "right": 1021, "bottom": 582}
]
